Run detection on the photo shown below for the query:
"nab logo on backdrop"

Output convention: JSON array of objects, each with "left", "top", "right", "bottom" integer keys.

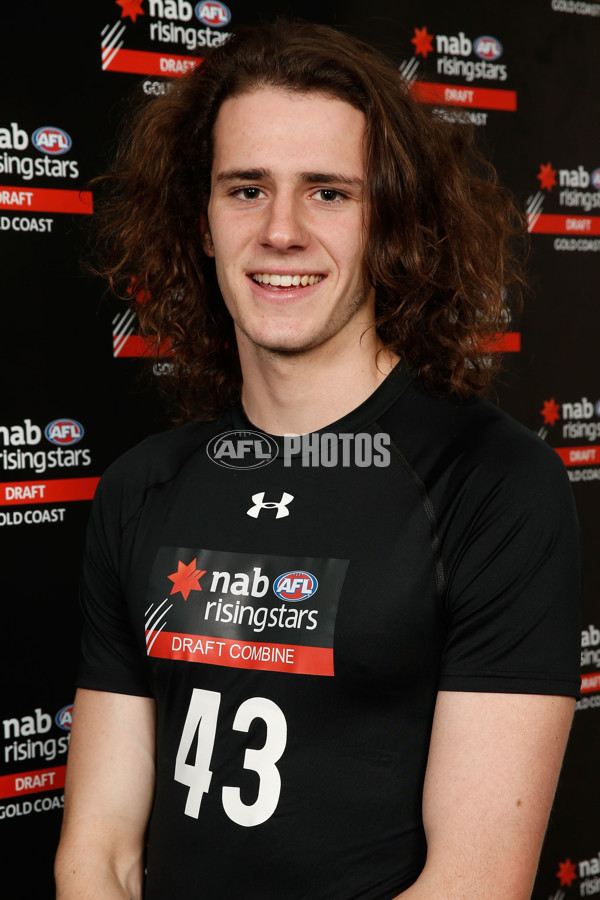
[
  {"left": 0, "top": 416, "right": 96, "bottom": 529},
  {"left": 550, "top": 851, "right": 600, "bottom": 897},
  {"left": 32, "top": 127, "right": 72, "bottom": 156},
  {"left": 0, "top": 119, "right": 90, "bottom": 234},
  {"left": 536, "top": 162, "right": 600, "bottom": 194},
  {"left": 44, "top": 419, "right": 84, "bottom": 446},
  {"left": 273, "top": 571, "right": 318, "bottom": 602},
  {"left": 528, "top": 160, "right": 600, "bottom": 251},
  {"left": 537, "top": 395, "right": 600, "bottom": 484},
  {"left": 410, "top": 26, "right": 505, "bottom": 66},
  {"left": 402, "top": 23, "right": 516, "bottom": 127},
  {"left": 195, "top": 1, "right": 230, "bottom": 25},
  {"left": 102, "top": 0, "right": 234, "bottom": 75}
]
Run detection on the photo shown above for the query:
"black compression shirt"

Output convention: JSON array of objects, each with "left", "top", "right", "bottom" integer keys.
[{"left": 77, "top": 366, "right": 581, "bottom": 899}]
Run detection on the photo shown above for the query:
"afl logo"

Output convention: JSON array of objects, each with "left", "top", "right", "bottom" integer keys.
[
  {"left": 473, "top": 36, "right": 503, "bottom": 61},
  {"left": 45, "top": 419, "right": 84, "bottom": 446},
  {"left": 591, "top": 168, "right": 600, "bottom": 191},
  {"left": 195, "top": 1, "right": 231, "bottom": 26},
  {"left": 206, "top": 429, "right": 278, "bottom": 469},
  {"left": 32, "top": 126, "right": 72, "bottom": 156},
  {"left": 55, "top": 704, "right": 74, "bottom": 731},
  {"left": 273, "top": 571, "right": 318, "bottom": 602}
]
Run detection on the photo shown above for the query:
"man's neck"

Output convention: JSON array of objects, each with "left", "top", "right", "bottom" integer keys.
[{"left": 238, "top": 331, "right": 398, "bottom": 436}]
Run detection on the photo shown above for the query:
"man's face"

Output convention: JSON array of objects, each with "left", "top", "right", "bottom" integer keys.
[{"left": 206, "top": 87, "right": 374, "bottom": 359}]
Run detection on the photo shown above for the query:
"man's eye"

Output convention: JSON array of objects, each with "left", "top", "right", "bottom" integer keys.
[
  {"left": 314, "top": 189, "right": 343, "bottom": 203},
  {"left": 235, "top": 187, "right": 263, "bottom": 200}
]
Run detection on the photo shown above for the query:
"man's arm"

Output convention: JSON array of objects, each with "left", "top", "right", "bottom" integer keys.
[
  {"left": 55, "top": 688, "right": 156, "bottom": 900},
  {"left": 397, "top": 690, "right": 575, "bottom": 900}
]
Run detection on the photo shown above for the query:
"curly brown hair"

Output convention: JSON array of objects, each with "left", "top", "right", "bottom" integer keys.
[{"left": 92, "top": 20, "right": 526, "bottom": 420}]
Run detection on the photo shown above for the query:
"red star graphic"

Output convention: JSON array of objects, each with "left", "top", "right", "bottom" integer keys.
[
  {"left": 167, "top": 559, "right": 206, "bottom": 601},
  {"left": 411, "top": 26, "right": 435, "bottom": 58},
  {"left": 116, "top": 0, "right": 145, "bottom": 23},
  {"left": 540, "top": 397, "right": 561, "bottom": 427},
  {"left": 537, "top": 162, "right": 557, "bottom": 192},
  {"left": 556, "top": 858, "right": 577, "bottom": 887}
]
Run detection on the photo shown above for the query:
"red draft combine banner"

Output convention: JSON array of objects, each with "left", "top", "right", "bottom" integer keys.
[
  {"left": 0, "top": 765, "right": 66, "bottom": 800},
  {"left": 581, "top": 672, "right": 600, "bottom": 694},
  {"left": 554, "top": 446, "right": 600, "bottom": 467},
  {"left": 487, "top": 332, "right": 521, "bottom": 353},
  {"left": 0, "top": 478, "right": 100, "bottom": 505},
  {"left": 114, "top": 334, "right": 171, "bottom": 358},
  {"left": 528, "top": 214, "right": 600, "bottom": 235},
  {"left": 0, "top": 187, "right": 93, "bottom": 215},
  {"left": 412, "top": 81, "right": 517, "bottom": 111},
  {"left": 102, "top": 46, "right": 200, "bottom": 76},
  {"left": 147, "top": 630, "right": 334, "bottom": 677}
]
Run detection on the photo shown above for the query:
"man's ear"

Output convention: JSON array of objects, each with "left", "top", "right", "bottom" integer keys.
[{"left": 200, "top": 215, "right": 215, "bottom": 257}]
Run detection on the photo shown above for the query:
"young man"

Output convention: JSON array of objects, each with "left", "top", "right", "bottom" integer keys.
[{"left": 55, "top": 22, "right": 581, "bottom": 900}]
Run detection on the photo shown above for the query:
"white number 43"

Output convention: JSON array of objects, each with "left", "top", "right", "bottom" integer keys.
[{"left": 175, "top": 688, "right": 287, "bottom": 827}]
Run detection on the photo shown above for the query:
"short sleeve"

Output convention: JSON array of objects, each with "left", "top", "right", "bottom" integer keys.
[
  {"left": 438, "top": 432, "right": 582, "bottom": 698},
  {"left": 76, "top": 467, "right": 153, "bottom": 698}
]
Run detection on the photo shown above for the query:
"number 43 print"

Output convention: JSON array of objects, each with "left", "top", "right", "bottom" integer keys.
[{"left": 175, "top": 688, "right": 287, "bottom": 826}]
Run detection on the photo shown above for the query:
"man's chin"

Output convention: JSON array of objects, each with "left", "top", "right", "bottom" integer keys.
[
  {"left": 253, "top": 339, "right": 319, "bottom": 359},
  {"left": 237, "top": 327, "right": 324, "bottom": 358}
]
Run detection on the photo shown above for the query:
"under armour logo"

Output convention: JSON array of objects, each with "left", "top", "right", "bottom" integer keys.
[{"left": 246, "top": 491, "right": 294, "bottom": 519}]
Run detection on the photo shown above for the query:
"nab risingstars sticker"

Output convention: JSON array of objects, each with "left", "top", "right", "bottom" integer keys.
[{"left": 145, "top": 547, "right": 348, "bottom": 676}]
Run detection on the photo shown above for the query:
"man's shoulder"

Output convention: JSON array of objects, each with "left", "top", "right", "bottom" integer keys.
[
  {"left": 96, "top": 418, "right": 228, "bottom": 511},
  {"left": 383, "top": 381, "right": 568, "bottom": 490}
]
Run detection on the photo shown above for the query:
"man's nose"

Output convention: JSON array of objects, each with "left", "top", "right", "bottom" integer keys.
[{"left": 258, "top": 193, "right": 308, "bottom": 251}]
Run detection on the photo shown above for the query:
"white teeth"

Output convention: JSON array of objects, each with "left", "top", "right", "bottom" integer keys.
[{"left": 251, "top": 273, "right": 323, "bottom": 287}]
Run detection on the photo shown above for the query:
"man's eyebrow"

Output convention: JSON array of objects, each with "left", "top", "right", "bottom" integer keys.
[
  {"left": 213, "top": 169, "right": 364, "bottom": 189},
  {"left": 213, "top": 168, "right": 269, "bottom": 185},
  {"left": 299, "top": 172, "right": 364, "bottom": 189}
]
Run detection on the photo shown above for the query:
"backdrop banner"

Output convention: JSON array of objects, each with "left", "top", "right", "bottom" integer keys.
[{"left": 1, "top": 2, "right": 598, "bottom": 897}]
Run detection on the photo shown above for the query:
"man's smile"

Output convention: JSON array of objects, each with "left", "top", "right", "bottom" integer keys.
[{"left": 250, "top": 273, "right": 325, "bottom": 287}]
